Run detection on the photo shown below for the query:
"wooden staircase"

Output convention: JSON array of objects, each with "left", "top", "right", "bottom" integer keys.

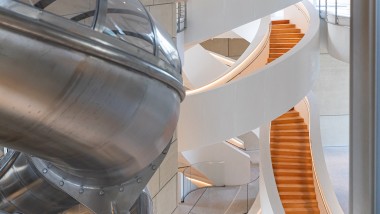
[
  {"left": 268, "top": 20, "right": 304, "bottom": 63},
  {"left": 270, "top": 109, "right": 320, "bottom": 214}
]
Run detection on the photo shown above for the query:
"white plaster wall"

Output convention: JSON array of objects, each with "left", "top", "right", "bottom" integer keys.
[
  {"left": 184, "top": 0, "right": 302, "bottom": 45},
  {"left": 232, "top": 19, "right": 261, "bottom": 42},
  {"left": 183, "top": 45, "right": 229, "bottom": 88},
  {"left": 327, "top": 23, "right": 350, "bottom": 63},
  {"left": 284, "top": 3, "right": 310, "bottom": 33},
  {"left": 319, "top": 18, "right": 329, "bottom": 53}
]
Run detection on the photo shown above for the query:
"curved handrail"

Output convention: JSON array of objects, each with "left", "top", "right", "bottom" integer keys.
[
  {"left": 259, "top": 123, "right": 284, "bottom": 214},
  {"left": 187, "top": 16, "right": 271, "bottom": 95},
  {"left": 180, "top": 161, "right": 225, "bottom": 202},
  {"left": 181, "top": 162, "right": 260, "bottom": 213},
  {"left": 297, "top": 94, "right": 344, "bottom": 214}
]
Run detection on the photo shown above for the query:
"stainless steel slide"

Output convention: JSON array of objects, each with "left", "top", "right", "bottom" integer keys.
[{"left": 0, "top": 0, "right": 184, "bottom": 213}]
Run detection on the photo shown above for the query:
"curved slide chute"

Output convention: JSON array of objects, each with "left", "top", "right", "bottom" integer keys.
[{"left": 0, "top": 0, "right": 184, "bottom": 213}]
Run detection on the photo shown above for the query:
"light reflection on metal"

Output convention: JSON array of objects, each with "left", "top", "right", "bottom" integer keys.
[{"left": 0, "top": 0, "right": 183, "bottom": 213}]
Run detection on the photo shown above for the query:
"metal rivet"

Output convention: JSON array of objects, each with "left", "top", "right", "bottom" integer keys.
[
  {"left": 119, "top": 187, "right": 124, "bottom": 192},
  {"left": 152, "top": 165, "right": 157, "bottom": 170},
  {"left": 137, "top": 178, "right": 142, "bottom": 183},
  {"left": 99, "top": 190, "right": 105, "bottom": 196},
  {"left": 42, "top": 168, "right": 48, "bottom": 174},
  {"left": 59, "top": 181, "right": 64, "bottom": 186},
  {"left": 79, "top": 188, "right": 84, "bottom": 194}
]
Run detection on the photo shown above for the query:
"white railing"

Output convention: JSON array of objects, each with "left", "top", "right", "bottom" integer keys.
[
  {"left": 296, "top": 93, "right": 344, "bottom": 214},
  {"left": 259, "top": 123, "right": 285, "bottom": 214}
]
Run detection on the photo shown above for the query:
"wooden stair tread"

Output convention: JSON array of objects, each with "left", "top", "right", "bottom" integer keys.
[
  {"left": 270, "top": 48, "right": 291, "bottom": 53},
  {"left": 272, "top": 161, "right": 312, "bottom": 166},
  {"left": 270, "top": 109, "right": 320, "bottom": 213},
  {"left": 271, "top": 29, "right": 301, "bottom": 34},
  {"left": 271, "top": 129, "right": 309, "bottom": 133},
  {"left": 272, "top": 155, "right": 312, "bottom": 161},
  {"left": 270, "top": 43, "right": 297, "bottom": 48},
  {"left": 270, "top": 38, "right": 302, "bottom": 43},
  {"left": 277, "top": 183, "right": 315, "bottom": 188},
  {"left": 282, "top": 199, "right": 318, "bottom": 204},
  {"left": 284, "top": 207, "right": 320, "bottom": 213},
  {"left": 283, "top": 202, "right": 319, "bottom": 208},
  {"left": 270, "top": 33, "right": 304, "bottom": 38},
  {"left": 272, "top": 24, "right": 296, "bottom": 29},
  {"left": 271, "top": 136, "right": 310, "bottom": 139},
  {"left": 272, "top": 20, "right": 290, "bottom": 24},
  {"left": 280, "top": 192, "right": 316, "bottom": 196}
]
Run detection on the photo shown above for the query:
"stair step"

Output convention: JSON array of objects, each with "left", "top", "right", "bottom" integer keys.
[
  {"left": 283, "top": 202, "right": 319, "bottom": 209},
  {"left": 272, "top": 155, "right": 312, "bottom": 163},
  {"left": 271, "top": 117, "right": 304, "bottom": 125},
  {"left": 272, "top": 161, "right": 313, "bottom": 170},
  {"left": 270, "top": 33, "right": 304, "bottom": 39},
  {"left": 277, "top": 183, "right": 315, "bottom": 191},
  {"left": 270, "top": 48, "right": 291, "bottom": 53},
  {"left": 271, "top": 24, "right": 296, "bottom": 29},
  {"left": 270, "top": 38, "right": 302, "bottom": 43},
  {"left": 272, "top": 28, "right": 301, "bottom": 34},
  {"left": 272, "top": 154, "right": 312, "bottom": 160},
  {"left": 271, "top": 143, "right": 310, "bottom": 152},
  {"left": 272, "top": 20, "right": 290, "bottom": 24},
  {"left": 271, "top": 130, "right": 309, "bottom": 136},
  {"left": 280, "top": 192, "right": 316, "bottom": 200},
  {"left": 282, "top": 199, "right": 318, "bottom": 204},
  {"left": 270, "top": 43, "right": 297, "bottom": 48},
  {"left": 277, "top": 111, "right": 300, "bottom": 118},
  {"left": 271, "top": 147, "right": 311, "bottom": 155},
  {"left": 271, "top": 123, "right": 308, "bottom": 130},
  {"left": 275, "top": 176, "right": 314, "bottom": 184},
  {"left": 271, "top": 135, "right": 310, "bottom": 142},
  {"left": 284, "top": 207, "right": 320, "bottom": 213},
  {"left": 269, "top": 53, "right": 284, "bottom": 58}
]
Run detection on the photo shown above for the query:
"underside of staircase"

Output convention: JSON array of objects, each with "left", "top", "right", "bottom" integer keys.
[
  {"left": 270, "top": 109, "right": 321, "bottom": 214},
  {"left": 268, "top": 20, "right": 304, "bottom": 63}
]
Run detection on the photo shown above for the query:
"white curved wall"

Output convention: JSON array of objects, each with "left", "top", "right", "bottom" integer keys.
[
  {"left": 327, "top": 23, "right": 350, "bottom": 63},
  {"left": 183, "top": 45, "right": 229, "bottom": 88},
  {"left": 184, "top": 0, "right": 302, "bottom": 45},
  {"left": 178, "top": 1, "right": 320, "bottom": 152},
  {"left": 187, "top": 16, "right": 271, "bottom": 94},
  {"left": 303, "top": 93, "right": 345, "bottom": 214},
  {"left": 259, "top": 124, "right": 284, "bottom": 214}
]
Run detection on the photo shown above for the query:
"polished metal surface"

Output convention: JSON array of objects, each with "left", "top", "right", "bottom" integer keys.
[
  {"left": 0, "top": 0, "right": 184, "bottom": 213},
  {"left": 0, "top": 154, "right": 78, "bottom": 213},
  {"left": 130, "top": 188, "right": 153, "bottom": 214}
]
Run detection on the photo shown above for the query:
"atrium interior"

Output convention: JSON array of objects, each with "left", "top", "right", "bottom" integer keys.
[{"left": 0, "top": 0, "right": 378, "bottom": 213}]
